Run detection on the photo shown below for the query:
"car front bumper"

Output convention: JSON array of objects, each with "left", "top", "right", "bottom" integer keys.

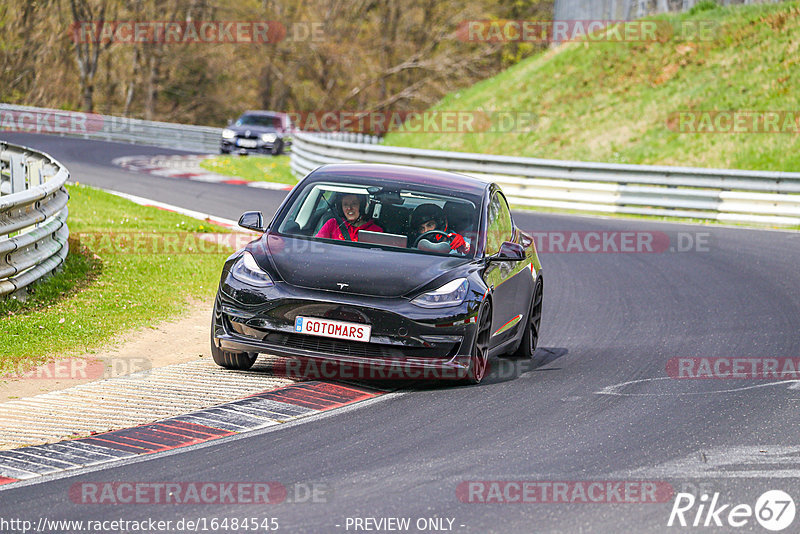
[
  {"left": 220, "top": 137, "right": 290, "bottom": 154},
  {"left": 212, "top": 275, "right": 481, "bottom": 380}
]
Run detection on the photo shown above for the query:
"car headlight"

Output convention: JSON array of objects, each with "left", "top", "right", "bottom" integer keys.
[
  {"left": 230, "top": 252, "right": 274, "bottom": 287},
  {"left": 222, "top": 128, "right": 235, "bottom": 139},
  {"left": 261, "top": 133, "right": 277, "bottom": 143},
  {"left": 411, "top": 278, "right": 469, "bottom": 308}
]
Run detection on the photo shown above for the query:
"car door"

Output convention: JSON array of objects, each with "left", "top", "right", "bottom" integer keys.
[{"left": 483, "top": 190, "right": 532, "bottom": 347}]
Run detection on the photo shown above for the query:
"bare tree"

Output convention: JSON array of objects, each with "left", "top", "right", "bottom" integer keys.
[
  {"left": 4, "top": 0, "right": 556, "bottom": 124},
  {"left": 69, "top": 0, "right": 116, "bottom": 112}
]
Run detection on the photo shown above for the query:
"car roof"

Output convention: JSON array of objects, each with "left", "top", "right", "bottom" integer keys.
[
  {"left": 241, "top": 110, "right": 286, "bottom": 117},
  {"left": 308, "top": 163, "right": 490, "bottom": 196}
]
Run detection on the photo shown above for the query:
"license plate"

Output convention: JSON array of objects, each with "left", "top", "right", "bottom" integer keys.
[
  {"left": 294, "top": 316, "right": 371, "bottom": 342},
  {"left": 237, "top": 139, "right": 257, "bottom": 148}
]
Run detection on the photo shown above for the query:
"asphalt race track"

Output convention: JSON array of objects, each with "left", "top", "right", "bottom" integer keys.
[{"left": 2, "top": 133, "right": 800, "bottom": 533}]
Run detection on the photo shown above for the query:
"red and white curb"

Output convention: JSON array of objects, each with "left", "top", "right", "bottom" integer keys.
[
  {"left": 0, "top": 359, "right": 296, "bottom": 449},
  {"left": 111, "top": 155, "right": 293, "bottom": 191},
  {"left": 0, "top": 380, "right": 384, "bottom": 487}
]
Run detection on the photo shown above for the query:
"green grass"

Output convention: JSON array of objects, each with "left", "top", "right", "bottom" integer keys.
[
  {"left": 199, "top": 154, "right": 296, "bottom": 185},
  {"left": 0, "top": 184, "right": 234, "bottom": 374},
  {"left": 386, "top": 2, "right": 800, "bottom": 172},
  {"left": 0, "top": 244, "right": 102, "bottom": 318}
]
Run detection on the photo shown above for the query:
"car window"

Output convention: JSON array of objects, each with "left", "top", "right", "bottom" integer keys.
[
  {"left": 274, "top": 179, "right": 478, "bottom": 257},
  {"left": 235, "top": 114, "right": 282, "bottom": 128},
  {"left": 486, "top": 191, "right": 513, "bottom": 255}
]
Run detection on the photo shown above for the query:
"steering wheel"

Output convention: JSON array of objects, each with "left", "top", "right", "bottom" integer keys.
[{"left": 412, "top": 230, "right": 451, "bottom": 248}]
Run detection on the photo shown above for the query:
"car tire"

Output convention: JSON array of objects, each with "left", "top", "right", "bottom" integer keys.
[
  {"left": 510, "top": 277, "right": 543, "bottom": 359},
  {"left": 271, "top": 140, "right": 283, "bottom": 155},
  {"left": 210, "top": 332, "right": 258, "bottom": 370},
  {"left": 220, "top": 148, "right": 230, "bottom": 155},
  {"left": 461, "top": 302, "right": 492, "bottom": 385}
]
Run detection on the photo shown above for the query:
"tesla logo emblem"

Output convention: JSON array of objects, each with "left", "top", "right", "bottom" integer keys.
[
  {"left": 336, "top": 283, "right": 349, "bottom": 290},
  {"left": 245, "top": 130, "right": 251, "bottom": 136}
]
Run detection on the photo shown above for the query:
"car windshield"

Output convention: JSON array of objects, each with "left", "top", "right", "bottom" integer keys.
[
  {"left": 274, "top": 178, "right": 480, "bottom": 257},
  {"left": 235, "top": 114, "right": 282, "bottom": 129}
]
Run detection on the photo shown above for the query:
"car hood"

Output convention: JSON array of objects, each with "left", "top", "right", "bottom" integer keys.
[{"left": 261, "top": 234, "right": 469, "bottom": 298}]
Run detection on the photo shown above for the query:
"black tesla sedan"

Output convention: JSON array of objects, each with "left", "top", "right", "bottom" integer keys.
[
  {"left": 219, "top": 110, "right": 291, "bottom": 155},
  {"left": 211, "top": 163, "right": 543, "bottom": 384}
]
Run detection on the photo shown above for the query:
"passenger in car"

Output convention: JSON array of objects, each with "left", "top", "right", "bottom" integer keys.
[
  {"left": 409, "top": 204, "right": 470, "bottom": 254},
  {"left": 316, "top": 193, "right": 383, "bottom": 241}
]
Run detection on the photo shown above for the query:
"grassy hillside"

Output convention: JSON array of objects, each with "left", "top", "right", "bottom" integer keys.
[{"left": 387, "top": 1, "right": 800, "bottom": 172}]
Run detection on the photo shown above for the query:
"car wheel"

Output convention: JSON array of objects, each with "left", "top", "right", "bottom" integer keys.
[
  {"left": 271, "top": 140, "right": 283, "bottom": 155},
  {"left": 511, "top": 277, "right": 543, "bottom": 359},
  {"left": 462, "top": 302, "right": 492, "bottom": 385},
  {"left": 220, "top": 148, "right": 230, "bottom": 155},
  {"left": 210, "top": 332, "right": 258, "bottom": 370}
]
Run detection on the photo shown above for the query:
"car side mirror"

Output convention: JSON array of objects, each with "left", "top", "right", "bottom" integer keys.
[
  {"left": 488, "top": 241, "right": 525, "bottom": 262},
  {"left": 238, "top": 211, "right": 265, "bottom": 232}
]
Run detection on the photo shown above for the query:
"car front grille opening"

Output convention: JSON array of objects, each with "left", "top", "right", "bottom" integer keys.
[
  {"left": 267, "top": 332, "right": 457, "bottom": 360},
  {"left": 227, "top": 316, "right": 460, "bottom": 360}
]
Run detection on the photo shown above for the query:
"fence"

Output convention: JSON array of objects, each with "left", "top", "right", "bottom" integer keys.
[
  {"left": 0, "top": 142, "right": 70, "bottom": 297},
  {"left": 290, "top": 132, "right": 800, "bottom": 226}
]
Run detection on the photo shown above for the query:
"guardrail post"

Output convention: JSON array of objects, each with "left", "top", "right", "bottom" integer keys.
[
  {"left": 9, "top": 154, "right": 26, "bottom": 194},
  {"left": 27, "top": 159, "right": 44, "bottom": 186}
]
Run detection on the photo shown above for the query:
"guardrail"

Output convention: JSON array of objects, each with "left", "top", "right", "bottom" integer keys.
[
  {"left": 291, "top": 132, "right": 800, "bottom": 226},
  {"left": 0, "top": 142, "right": 70, "bottom": 297},
  {"left": 0, "top": 103, "right": 221, "bottom": 153}
]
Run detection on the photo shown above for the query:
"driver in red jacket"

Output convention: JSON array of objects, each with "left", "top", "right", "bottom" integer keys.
[
  {"left": 316, "top": 193, "right": 382, "bottom": 241},
  {"left": 409, "top": 204, "right": 470, "bottom": 254}
]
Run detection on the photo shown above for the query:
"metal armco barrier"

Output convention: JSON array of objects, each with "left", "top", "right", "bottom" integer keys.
[
  {"left": 290, "top": 131, "right": 800, "bottom": 226},
  {"left": 0, "top": 103, "right": 221, "bottom": 153},
  {"left": 0, "top": 142, "right": 70, "bottom": 296}
]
